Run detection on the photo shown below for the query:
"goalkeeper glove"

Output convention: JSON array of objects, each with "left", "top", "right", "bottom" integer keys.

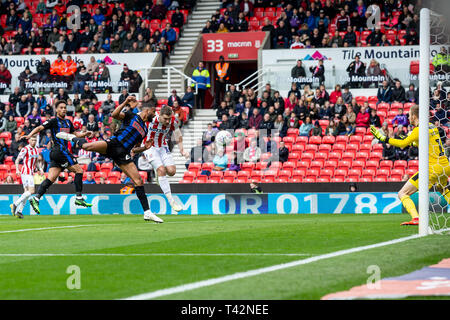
[{"left": 370, "top": 125, "right": 387, "bottom": 142}]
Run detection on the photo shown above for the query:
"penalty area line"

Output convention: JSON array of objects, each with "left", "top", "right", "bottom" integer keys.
[
  {"left": 121, "top": 233, "right": 422, "bottom": 300},
  {"left": 0, "top": 224, "right": 110, "bottom": 234}
]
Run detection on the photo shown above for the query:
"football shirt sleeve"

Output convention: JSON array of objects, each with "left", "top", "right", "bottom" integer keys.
[{"left": 387, "top": 127, "right": 419, "bottom": 148}]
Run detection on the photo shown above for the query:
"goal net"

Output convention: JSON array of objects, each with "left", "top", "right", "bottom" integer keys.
[{"left": 420, "top": 8, "right": 450, "bottom": 235}]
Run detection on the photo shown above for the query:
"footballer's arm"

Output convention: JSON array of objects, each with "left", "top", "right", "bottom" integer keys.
[
  {"left": 173, "top": 127, "right": 189, "bottom": 158},
  {"left": 386, "top": 127, "right": 418, "bottom": 149},
  {"left": 112, "top": 95, "right": 136, "bottom": 120},
  {"left": 22, "top": 125, "right": 45, "bottom": 140},
  {"left": 132, "top": 139, "right": 154, "bottom": 154}
]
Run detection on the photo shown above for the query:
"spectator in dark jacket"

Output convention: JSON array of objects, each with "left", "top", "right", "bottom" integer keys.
[
  {"left": 369, "top": 109, "right": 382, "bottom": 127},
  {"left": 16, "top": 95, "right": 31, "bottom": 117},
  {"left": 382, "top": 143, "right": 396, "bottom": 161},
  {"left": 273, "top": 20, "right": 290, "bottom": 48},
  {"left": 366, "top": 28, "right": 383, "bottom": 46},
  {"left": 36, "top": 57, "right": 50, "bottom": 82},
  {"left": 291, "top": 60, "right": 306, "bottom": 80},
  {"left": 377, "top": 80, "right": 392, "bottom": 104},
  {"left": 234, "top": 12, "right": 248, "bottom": 32},
  {"left": 168, "top": 89, "right": 182, "bottom": 107},
  {"left": 344, "top": 26, "right": 357, "bottom": 46},
  {"left": 278, "top": 141, "right": 289, "bottom": 163},
  {"left": 391, "top": 80, "right": 406, "bottom": 103}
]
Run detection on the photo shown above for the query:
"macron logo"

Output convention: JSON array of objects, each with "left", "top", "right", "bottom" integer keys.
[{"left": 227, "top": 41, "right": 252, "bottom": 48}]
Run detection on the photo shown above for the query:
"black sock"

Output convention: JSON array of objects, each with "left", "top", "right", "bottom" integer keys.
[
  {"left": 75, "top": 173, "right": 83, "bottom": 197},
  {"left": 37, "top": 178, "right": 53, "bottom": 199},
  {"left": 73, "top": 138, "right": 87, "bottom": 149},
  {"left": 135, "top": 185, "right": 149, "bottom": 212}
]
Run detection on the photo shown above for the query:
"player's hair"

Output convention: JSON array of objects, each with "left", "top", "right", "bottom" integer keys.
[
  {"left": 141, "top": 102, "right": 156, "bottom": 110},
  {"left": 160, "top": 105, "right": 173, "bottom": 116},
  {"left": 410, "top": 104, "right": 419, "bottom": 118},
  {"left": 55, "top": 100, "right": 67, "bottom": 109}
]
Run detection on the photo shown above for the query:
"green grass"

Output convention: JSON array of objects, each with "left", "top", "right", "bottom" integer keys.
[{"left": 0, "top": 214, "right": 448, "bottom": 300}]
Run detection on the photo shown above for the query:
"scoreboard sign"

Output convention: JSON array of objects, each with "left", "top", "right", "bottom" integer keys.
[{"left": 202, "top": 32, "right": 267, "bottom": 61}]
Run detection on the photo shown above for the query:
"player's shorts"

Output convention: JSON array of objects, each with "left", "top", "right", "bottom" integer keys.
[
  {"left": 144, "top": 146, "right": 174, "bottom": 169},
  {"left": 21, "top": 174, "right": 34, "bottom": 188},
  {"left": 105, "top": 138, "right": 133, "bottom": 166},
  {"left": 408, "top": 162, "right": 450, "bottom": 190},
  {"left": 49, "top": 147, "right": 78, "bottom": 169}
]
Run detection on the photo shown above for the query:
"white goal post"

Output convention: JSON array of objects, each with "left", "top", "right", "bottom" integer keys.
[
  {"left": 418, "top": 8, "right": 430, "bottom": 236},
  {"left": 419, "top": 7, "right": 450, "bottom": 235}
]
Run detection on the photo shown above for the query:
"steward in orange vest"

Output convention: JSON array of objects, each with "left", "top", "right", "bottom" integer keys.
[
  {"left": 50, "top": 54, "right": 66, "bottom": 82},
  {"left": 214, "top": 55, "right": 230, "bottom": 106}
]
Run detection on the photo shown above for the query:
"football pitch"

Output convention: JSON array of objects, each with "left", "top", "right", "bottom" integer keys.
[{"left": 0, "top": 214, "right": 449, "bottom": 300}]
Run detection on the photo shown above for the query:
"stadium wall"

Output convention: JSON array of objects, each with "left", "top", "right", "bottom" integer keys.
[{"left": 0, "top": 183, "right": 409, "bottom": 215}]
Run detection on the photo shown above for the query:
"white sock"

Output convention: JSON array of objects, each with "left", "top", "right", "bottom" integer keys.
[
  {"left": 144, "top": 210, "right": 152, "bottom": 216},
  {"left": 158, "top": 176, "right": 173, "bottom": 202},
  {"left": 15, "top": 191, "right": 31, "bottom": 207}
]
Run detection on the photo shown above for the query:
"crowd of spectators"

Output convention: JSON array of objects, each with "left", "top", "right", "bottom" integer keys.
[
  {"left": 0, "top": 0, "right": 196, "bottom": 64},
  {"left": 189, "top": 57, "right": 450, "bottom": 174},
  {"left": 203, "top": 0, "right": 420, "bottom": 49}
]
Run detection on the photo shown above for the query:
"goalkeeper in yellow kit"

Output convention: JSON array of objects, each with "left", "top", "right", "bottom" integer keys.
[{"left": 371, "top": 104, "right": 450, "bottom": 226}]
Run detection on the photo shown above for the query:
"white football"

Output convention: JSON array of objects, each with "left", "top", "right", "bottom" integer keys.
[{"left": 215, "top": 130, "right": 233, "bottom": 147}]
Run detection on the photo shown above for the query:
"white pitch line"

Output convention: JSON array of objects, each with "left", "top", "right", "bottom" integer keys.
[
  {"left": 0, "top": 224, "right": 106, "bottom": 234},
  {"left": 122, "top": 233, "right": 423, "bottom": 300},
  {"left": 0, "top": 253, "right": 313, "bottom": 257}
]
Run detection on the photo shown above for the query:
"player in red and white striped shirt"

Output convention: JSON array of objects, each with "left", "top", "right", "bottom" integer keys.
[
  {"left": 11, "top": 136, "right": 40, "bottom": 218},
  {"left": 142, "top": 106, "right": 189, "bottom": 212}
]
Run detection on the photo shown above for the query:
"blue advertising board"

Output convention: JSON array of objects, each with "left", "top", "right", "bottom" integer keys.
[{"left": 0, "top": 192, "right": 404, "bottom": 215}]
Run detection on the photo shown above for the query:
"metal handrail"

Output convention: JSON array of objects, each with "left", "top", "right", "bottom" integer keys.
[
  {"left": 145, "top": 66, "right": 198, "bottom": 97},
  {"left": 230, "top": 68, "right": 270, "bottom": 95}
]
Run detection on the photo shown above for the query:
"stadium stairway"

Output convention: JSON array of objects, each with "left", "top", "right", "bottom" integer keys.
[
  {"left": 170, "top": 109, "right": 217, "bottom": 182},
  {"left": 154, "top": 0, "right": 220, "bottom": 99}
]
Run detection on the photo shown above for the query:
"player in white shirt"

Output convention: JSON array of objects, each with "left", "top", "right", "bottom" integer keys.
[
  {"left": 141, "top": 105, "right": 189, "bottom": 212},
  {"left": 10, "top": 136, "right": 39, "bottom": 218}
]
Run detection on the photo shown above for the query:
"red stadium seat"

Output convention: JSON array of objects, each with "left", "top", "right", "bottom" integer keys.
[
  {"left": 237, "top": 171, "right": 251, "bottom": 180},
  {"left": 324, "top": 160, "right": 338, "bottom": 170},
  {"left": 322, "top": 135, "right": 335, "bottom": 144},
  {"left": 202, "top": 162, "right": 214, "bottom": 171},
  {"left": 310, "top": 161, "right": 324, "bottom": 170},
  {"left": 255, "top": 162, "right": 268, "bottom": 170},
  {"left": 287, "top": 128, "right": 299, "bottom": 137},
  {"left": 355, "top": 96, "right": 367, "bottom": 104},
  {"left": 342, "top": 152, "right": 356, "bottom": 161},
  {"left": 100, "top": 163, "right": 113, "bottom": 173},
  {"left": 394, "top": 160, "right": 408, "bottom": 170},
  {"left": 338, "top": 161, "right": 352, "bottom": 170},
  {"left": 328, "top": 152, "right": 342, "bottom": 161},
  {"left": 346, "top": 143, "right": 359, "bottom": 153},
  {"left": 296, "top": 136, "right": 309, "bottom": 144},
  {"left": 355, "top": 152, "right": 369, "bottom": 162},
  {"left": 379, "top": 160, "right": 394, "bottom": 170},
  {"left": 309, "top": 136, "right": 322, "bottom": 145},
  {"left": 335, "top": 135, "right": 349, "bottom": 144},
  {"left": 224, "top": 171, "right": 237, "bottom": 179},
  {"left": 292, "top": 144, "right": 305, "bottom": 152},
  {"left": 188, "top": 162, "right": 202, "bottom": 172},
  {"left": 210, "top": 171, "right": 223, "bottom": 179},
  {"left": 304, "top": 144, "right": 318, "bottom": 153},
  {"left": 314, "top": 152, "right": 328, "bottom": 161},
  {"left": 195, "top": 175, "right": 208, "bottom": 183},
  {"left": 283, "top": 161, "right": 296, "bottom": 170}
]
